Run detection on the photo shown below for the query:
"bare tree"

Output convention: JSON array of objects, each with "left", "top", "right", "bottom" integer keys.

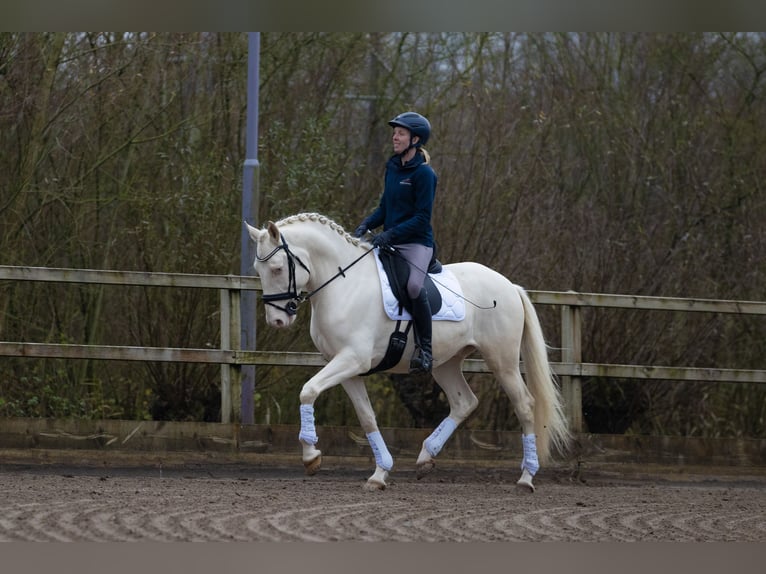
[{"left": 1, "top": 33, "right": 763, "bottom": 436}]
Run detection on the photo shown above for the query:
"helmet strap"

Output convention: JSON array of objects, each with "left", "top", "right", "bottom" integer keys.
[{"left": 398, "top": 133, "right": 420, "bottom": 162}]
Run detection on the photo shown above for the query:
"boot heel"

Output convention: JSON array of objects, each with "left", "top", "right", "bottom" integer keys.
[{"left": 409, "top": 347, "right": 432, "bottom": 374}]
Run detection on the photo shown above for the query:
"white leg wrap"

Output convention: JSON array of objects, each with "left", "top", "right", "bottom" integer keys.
[
  {"left": 298, "top": 404, "right": 318, "bottom": 445},
  {"left": 366, "top": 431, "right": 394, "bottom": 471},
  {"left": 424, "top": 417, "right": 458, "bottom": 457},
  {"left": 521, "top": 433, "right": 540, "bottom": 476}
]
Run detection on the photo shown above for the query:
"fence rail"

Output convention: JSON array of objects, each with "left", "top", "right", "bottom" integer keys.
[{"left": 2, "top": 265, "right": 765, "bottom": 432}]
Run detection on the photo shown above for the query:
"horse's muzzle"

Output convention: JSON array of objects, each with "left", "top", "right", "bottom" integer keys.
[{"left": 266, "top": 308, "right": 296, "bottom": 329}]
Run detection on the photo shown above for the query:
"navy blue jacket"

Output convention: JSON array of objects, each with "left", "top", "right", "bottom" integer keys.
[{"left": 362, "top": 151, "right": 437, "bottom": 247}]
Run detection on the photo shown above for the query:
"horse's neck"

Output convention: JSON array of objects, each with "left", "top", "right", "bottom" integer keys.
[
  {"left": 294, "top": 225, "right": 368, "bottom": 290},
  {"left": 304, "top": 227, "right": 377, "bottom": 304}
]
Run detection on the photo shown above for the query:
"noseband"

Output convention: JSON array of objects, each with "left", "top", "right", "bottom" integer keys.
[{"left": 256, "top": 232, "right": 375, "bottom": 317}]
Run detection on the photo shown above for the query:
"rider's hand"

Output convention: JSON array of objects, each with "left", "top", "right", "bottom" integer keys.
[
  {"left": 352, "top": 224, "right": 368, "bottom": 238},
  {"left": 372, "top": 230, "right": 393, "bottom": 248}
]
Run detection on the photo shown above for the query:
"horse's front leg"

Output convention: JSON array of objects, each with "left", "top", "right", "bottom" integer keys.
[
  {"left": 297, "top": 352, "right": 368, "bottom": 477},
  {"left": 342, "top": 378, "right": 393, "bottom": 491},
  {"left": 298, "top": 403, "right": 323, "bottom": 475}
]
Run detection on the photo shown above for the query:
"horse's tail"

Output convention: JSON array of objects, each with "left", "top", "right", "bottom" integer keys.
[{"left": 516, "top": 285, "right": 572, "bottom": 463}]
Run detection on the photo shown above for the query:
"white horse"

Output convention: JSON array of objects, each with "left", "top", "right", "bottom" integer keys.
[{"left": 246, "top": 212, "right": 570, "bottom": 492}]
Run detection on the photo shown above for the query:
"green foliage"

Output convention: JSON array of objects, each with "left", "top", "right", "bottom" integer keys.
[{"left": 0, "top": 370, "right": 153, "bottom": 420}]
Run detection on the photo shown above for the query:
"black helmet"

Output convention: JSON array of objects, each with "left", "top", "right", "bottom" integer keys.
[{"left": 388, "top": 112, "right": 431, "bottom": 147}]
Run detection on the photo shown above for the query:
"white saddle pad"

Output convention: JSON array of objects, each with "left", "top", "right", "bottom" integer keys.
[{"left": 373, "top": 249, "right": 465, "bottom": 321}]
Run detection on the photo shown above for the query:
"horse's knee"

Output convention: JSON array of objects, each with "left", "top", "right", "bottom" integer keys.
[{"left": 299, "top": 384, "right": 319, "bottom": 404}]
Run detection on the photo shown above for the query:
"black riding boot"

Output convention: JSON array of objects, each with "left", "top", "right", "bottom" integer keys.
[{"left": 409, "top": 288, "right": 433, "bottom": 374}]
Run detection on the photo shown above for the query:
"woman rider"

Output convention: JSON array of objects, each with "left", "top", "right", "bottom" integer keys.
[{"left": 353, "top": 111, "right": 437, "bottom": 374}]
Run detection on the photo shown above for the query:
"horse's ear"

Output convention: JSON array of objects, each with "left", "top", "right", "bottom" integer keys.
[
  {"left": 244, "top": 221, "right": 262, "bottom": 243},
  {"left": 267, "top": 221, "right": 280, "bottom": 242}
]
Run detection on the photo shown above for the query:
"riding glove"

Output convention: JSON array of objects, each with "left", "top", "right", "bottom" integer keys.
[
  {"left": 372, "top": 230, "right": 394, "bottom": 248},
  {"left": 352, "top": 224, "right": 368, "bottom": 238}
]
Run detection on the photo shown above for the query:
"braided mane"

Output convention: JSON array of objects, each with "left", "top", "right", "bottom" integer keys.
[{"left": 275, "top": 212, "right": 365, "bottom": 246}]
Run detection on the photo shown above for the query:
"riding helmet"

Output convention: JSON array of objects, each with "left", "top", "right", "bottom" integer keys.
[{"left": 388, "top": 112, "right": 431, "bottom": 147}]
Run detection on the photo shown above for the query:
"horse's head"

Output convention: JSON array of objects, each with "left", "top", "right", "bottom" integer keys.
[{"left": 245, "top": 220, "right": 310, "bottom": 328}]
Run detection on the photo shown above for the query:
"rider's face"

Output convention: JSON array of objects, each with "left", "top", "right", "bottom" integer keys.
[{"left": 392, "top": 127, "right": 418, "bottom": 155}]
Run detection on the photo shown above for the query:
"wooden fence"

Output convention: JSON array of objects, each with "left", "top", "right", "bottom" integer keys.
[{"left": 1, "top": 265, "right": 765, "bottom": 433}]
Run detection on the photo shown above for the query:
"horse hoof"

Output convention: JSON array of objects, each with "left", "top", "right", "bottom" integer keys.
[
  {"left": 516, "top": 477, "right": 535, "bottom": 493},
  {"left": 363, "top": 479, "right": 387, "bottom": 491},
  {"left": 304, "top": 455, "right": 322, "bottom": 476},
  {"left": 416, "top": 460, "right": 435, "bottom": 480}
]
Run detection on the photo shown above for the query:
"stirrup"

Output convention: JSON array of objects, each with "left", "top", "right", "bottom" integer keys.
[{"left": 409, "top": 346, "right": 432, "bottom": 374}]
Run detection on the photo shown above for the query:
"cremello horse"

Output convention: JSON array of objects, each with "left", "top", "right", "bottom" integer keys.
[{"left": 246, "top": 213, "right": 570, "bottom": 492}]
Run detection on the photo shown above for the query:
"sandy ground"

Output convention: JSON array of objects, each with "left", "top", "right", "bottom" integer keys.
[{"left": 0, "top": 456, "right": 764, "bottom": 542}]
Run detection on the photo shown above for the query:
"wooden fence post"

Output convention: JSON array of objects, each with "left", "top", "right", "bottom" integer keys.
[
  {"left": 220, "top": 288, "right": 231, "bottom": 423},
  {"left": 230, "top": 289, "right": 242, "bottom": 423},
  {"left": 561, "top": 304, "right": 583, "bottom": 433}
]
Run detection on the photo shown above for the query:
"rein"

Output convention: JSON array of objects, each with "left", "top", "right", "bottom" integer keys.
[{"left": 257, "top": 233, "right": 374, "bottom": 316}]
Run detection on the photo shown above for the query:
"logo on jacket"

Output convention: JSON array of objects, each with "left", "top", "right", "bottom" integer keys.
[{"left": 399, "top": 178, "right": 412, "bottom": 186}]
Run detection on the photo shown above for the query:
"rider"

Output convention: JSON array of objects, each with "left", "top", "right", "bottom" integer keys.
[{"left": 353, "top": 111, "right": 437, "bottom": 375}]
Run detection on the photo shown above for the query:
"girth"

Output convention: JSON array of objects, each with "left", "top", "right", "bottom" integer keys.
[{"left": 362, "top": 319, "right": 412, "bottom": 376}]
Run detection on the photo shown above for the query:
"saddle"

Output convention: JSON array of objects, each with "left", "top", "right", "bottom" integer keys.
[
  {"left": 362, "top": 245, "right": 443, "bottom": 376},
  {"left": 376, "top": 245, "right": 443, "bottom": 315}
]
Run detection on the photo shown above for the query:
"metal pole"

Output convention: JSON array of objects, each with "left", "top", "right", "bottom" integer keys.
[{"left": 240, "top": 32, "right": 260, "bottom": 424}]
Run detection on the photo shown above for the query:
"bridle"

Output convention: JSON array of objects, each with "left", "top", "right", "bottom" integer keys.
[
  {"left": 256, "top": 232, "right": 374, "bottom": 316},
  {"left": 256, "top": 233, "right": 310, "bottom": 316}
]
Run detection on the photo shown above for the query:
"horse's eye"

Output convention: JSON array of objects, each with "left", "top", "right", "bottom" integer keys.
[{"left": 272, "top": 267, "right": 282, "bottom": 277}]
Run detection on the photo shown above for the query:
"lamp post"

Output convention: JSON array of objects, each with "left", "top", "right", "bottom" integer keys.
[{"left": 239, "top": 32, "right": 260, "bottom": 424}]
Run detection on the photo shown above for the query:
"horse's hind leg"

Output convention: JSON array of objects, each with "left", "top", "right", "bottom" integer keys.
[
  {"left": 341, "top": 378, "right": 393, "bottom": 491},
  {"left": 495, "top": 365, "right": 538, "bottom": 492},
  {"left": 416, "top": 355, "right": 478, "bottom": 478}
]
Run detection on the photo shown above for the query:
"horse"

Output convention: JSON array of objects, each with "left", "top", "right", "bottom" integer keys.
[{"left": 245, "top": 212, "right": 571, "bottom": 492}]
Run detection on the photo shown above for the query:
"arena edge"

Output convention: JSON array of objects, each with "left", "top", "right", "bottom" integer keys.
[{"left": 0, "top": 418, "right": 764, "bottom": 473}]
